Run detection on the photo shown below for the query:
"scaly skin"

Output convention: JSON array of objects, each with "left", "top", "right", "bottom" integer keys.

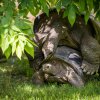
[
  {"left": 42, "top": 59, "right": 84, "bottom": 87},
  {"left": 81, "top": 33, "right": 100, "bottom": 74}
]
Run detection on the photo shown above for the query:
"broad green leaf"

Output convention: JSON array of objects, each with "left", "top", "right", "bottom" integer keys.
[
  {"left": 63, "top": 9, "right": 68, "bottom": 18},
  {"left": 11, "top": 37, "right": 18, "bottom": 55},
  {"left": 23, "top": 29, "right": 33, "bottom": 36},
  {"left": 68, "top": 5, "right": 76, "bottom": 26},
  {"left": 39, "top": 0, "right": 49, "bottom": 16},
  {"left": 86, "top": 0, "right": 93, "bottom": 11},
  {"left": 0, "top": 6, "right": 5, "bottom": 13},
  {"left": 15, "top": 18, "right": 31, "bottom": 30},
  {"left": 56, "top": 0, "right": 61, "bottom": 12},
  {"left": 16, "top": 44, "right": 22, "bottom": 60},
  {"left": 12, "top": 41, "right": 17, "bottom": 55},
  {"left": 4, "top": 46, "right": 12, "bottom": 59},
  {"left": 62, "top": 0, "right": 71, "bottom": 7},
  {"left": 3, "top": 28, "right": 9, "bottom": 34},
  {"left": 19, "top": 40, "right": 25, "bottom": 53},
  {"left": 19, "top": 35, "right": 36, "bottom": 46},
  {"left": 84, "top": 11, "right": 90, "bottom": 24},
  {"left": 1, "top": 34, "right": 9, "bottom": 53},
  {"left": 11, "top": 25, "right": 21, "bottom": 32},
  {"left": 1, "top": 17, "right": 11, "bottom": 27},
  {"left": 25, "top": 42, "right": 34, "bottom": 58},
  {"left": 79, "top": 0, "right": 85, "bottom": 12},
  {"left": 96, "top": 10, "right": 100, "bottom": 21},
  {"left": 46, "top": 0, "right": 58, "bottom": 7},
  {"left": 28, "top": 6, "right": 40, "bottom": 16},
  {"left": 94, "top": 0, "right": 99, "bottom": 12},
  {"left": 18, "top": 35, "right": 27, "bottom": 42},
  {"left": 26, "top": 38, "right": 37, "bottom": 47},
  {"left": 27, "top": 0, "right": 40, "bottom": 15},
  {"left": 5, "top": 8, "right": 13, "bottom": 17}
]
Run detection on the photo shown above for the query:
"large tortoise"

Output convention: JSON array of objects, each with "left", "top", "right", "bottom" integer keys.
[
  {"left": 32, "top": 46, "right": 84, "bottom": 87},
  {"left": 27, "top": 9, "right": 100, "bottom": 75}
]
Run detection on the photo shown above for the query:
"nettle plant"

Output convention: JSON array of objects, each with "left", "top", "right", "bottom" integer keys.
[{"left": 0, "top": 0, "right": 100, "bottom": 59}]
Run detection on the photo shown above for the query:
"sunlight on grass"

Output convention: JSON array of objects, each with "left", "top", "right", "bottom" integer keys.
[
  {"left": 0, "top": 67, "right": 7, "bottom": 72},
  {"left": 0, "top": 56, "right": 100, "bottom": 100}
]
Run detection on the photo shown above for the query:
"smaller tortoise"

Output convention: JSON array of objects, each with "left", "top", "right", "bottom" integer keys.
[
  {"left": 42, "top": 59, "right": 84, "bottom": 88},
  {"left": 32, "top": 46, "right": 84, "bottom": 87}
]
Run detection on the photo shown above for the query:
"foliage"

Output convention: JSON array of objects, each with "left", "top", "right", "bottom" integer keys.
[
  {"left": 0, "top": 57, "right": 100, "bottom": 99},
  {"left": 0, "top": 0, "right": 100, "bottom": 59}
]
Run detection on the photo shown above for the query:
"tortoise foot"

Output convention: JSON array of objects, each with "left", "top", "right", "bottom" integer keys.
[
  {"left": 81, "top": 60, "right": 99, "bottom": 75},
  {"left": 32, "top": 71, "right": 44, "bottom": 85}
]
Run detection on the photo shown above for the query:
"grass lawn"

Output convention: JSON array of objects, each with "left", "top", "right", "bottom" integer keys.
[{"left": 0, "top": 56, "right": 100, "bottom": 100}]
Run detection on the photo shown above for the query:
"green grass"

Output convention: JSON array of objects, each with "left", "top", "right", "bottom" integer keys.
[{"left": 0, "top": 56, "right": 100, "bottom": 100}]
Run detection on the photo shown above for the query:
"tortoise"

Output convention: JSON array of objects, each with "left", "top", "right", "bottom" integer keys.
[
  {"left": 32, "top": 46, "right": 85, "bottom": 87},
  {"left": 29, "top": 9, "right": 100, "bottom": 75}
]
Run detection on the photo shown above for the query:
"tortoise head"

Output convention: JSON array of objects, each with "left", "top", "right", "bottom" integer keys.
[{"left": 42, "top": 59, "right": 63, "bottom": 75}]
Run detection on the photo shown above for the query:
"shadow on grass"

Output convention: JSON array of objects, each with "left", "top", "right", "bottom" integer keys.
[{"left": 0, "top": 56, "right": 100, "bottom": 100}]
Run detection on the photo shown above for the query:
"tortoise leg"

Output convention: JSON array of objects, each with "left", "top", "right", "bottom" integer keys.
[
  {"left": 81, "top": 33, "right": 100, "bottom": 75},
  {"left": 32, "top": 70, "right": 45, "bottom": 85},
  {"left": 25, "top": 46, "right": 44, "bottom": 71},
  {"left": 44, "top": 74, "right": 65, "bottom": 83},
  {"left": 42, "top": 21, "right": 70, "bottom": 59},
  {"left": 42, "top": 26, "right": 60, "bottom": 58},
  {"left": 81, "top": 60, "right": 99, "bottom": 75}
]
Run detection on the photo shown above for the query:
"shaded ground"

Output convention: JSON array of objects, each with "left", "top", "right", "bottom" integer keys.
[{"left": 0, "top": 56, "right": 100, "bottom": 100}]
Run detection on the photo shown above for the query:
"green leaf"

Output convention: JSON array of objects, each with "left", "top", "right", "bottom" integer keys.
[
  {"left": 11, "top": 37, "right": 18, "bottom": 55},
  {"left": 56, "top": 0, "right": 61, "bottom": 12},
  {"left": 63, "top": 9, "right": 68, "bottom": 18},
  {"left": 19, "top": 40, "right": 25, "bottom": 53},
  {"left": 11, "top": 25, "right": 21, "bottom": 32},
  {"left": 46, "top": 0, "right": 58, "bottom": 8},
  {"left": 68, "top": 5, "right": 76, "bottom": 26},
  {"left": 27, "top": 0, "right": 40, "bottom": 15},
  {"left": 9, "top": 34, "right": 16, "bottom": 44},
  {"left": 86, "top": 0, "right": 93, "bottom": 11},
  {"left": 84, "top": 11, "right": 90, "bottom": 24},
  {"left": 12, "top": 42, "right": 16, "bottom": 55},
  {"left": 23, "top": 29, "right": 33, "bottom": 36},
  {"left": 4, "top": 46, "right": 12, "bottom": 59},
  {"left": 39, "top": 0, "right": 49, "bottom": 16},
  {"left": 94, "top": 0, "right": 99, "bottom": 13},
  {"left": 79, "top": 0, "right": 85, "bottom": 12},
  {"left": 5, "top": 7, "right": 13, "bottom": 17},
  {"left": 18, "top": 35, "right": 27, "bottom": 41},
  {"left": 96, "top": 10, "right": 100, "bottom": 21},
  {"left": 1, "top": 17, "right": 11, "bottom": 27},
  {"left": 1, "top": 34, "right": 9, "bottom": 53},
  {"left": 25, "top": 42, "right": 34, "bottom": 58},
  {"left": 15, "top": 18, "right": 31, "bottom": 30},
  {"left": 62, "top": 0, "right": 71, "bottom": 7},
  {"left": 26, "top": 38, "right": 37, "bottom": 47},
  {"left": 19, "top": 35, "right": 37, "bottom": 46},
  {"left": 16, "top": 44, "right": 22, "bottom": 60}
]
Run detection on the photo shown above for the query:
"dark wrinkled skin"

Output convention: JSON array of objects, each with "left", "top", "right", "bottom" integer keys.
[
  {"left": 32, "top": 69, "right": 45, "bottom": 85},
  {"left": 81, "top": 33, "right": 100, "bottom": 74},
  {"left": 25, "top": 46, "right": 44, "bottom": 71}
]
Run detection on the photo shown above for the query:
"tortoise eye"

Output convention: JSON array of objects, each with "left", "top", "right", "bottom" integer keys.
[{"left": 46, "top": 65, "right": 50, "bottom": 69}]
